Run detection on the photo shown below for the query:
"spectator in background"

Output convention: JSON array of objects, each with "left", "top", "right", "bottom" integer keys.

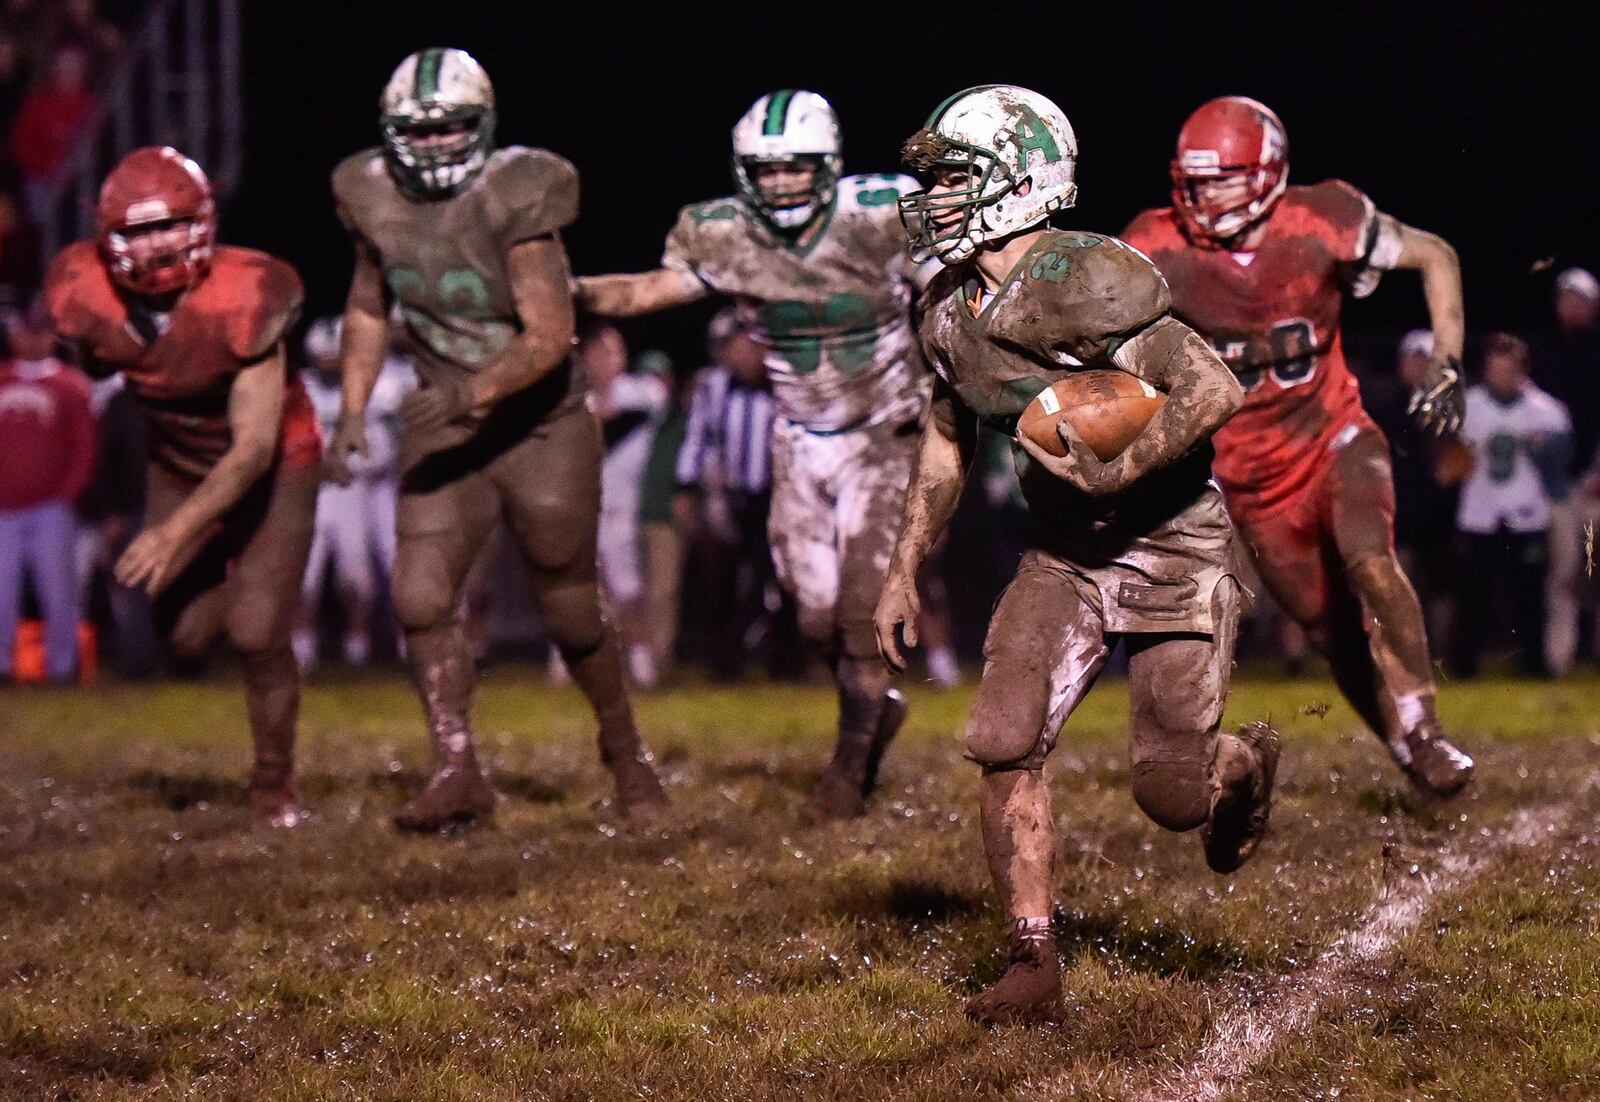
[
  {"left": 1451, "top": 333, "right": 1572, "bottom": 677},
  {"left": 677, "top": 309, "right": 793, "bottom": 681},
  {"left": 43, "top": 0, "right": 122, "bottom": 82},
  {"left": 0, "top": 307, "right": 95, "bottom": 683},
  {"left": 580, "top": 322, "right": 670, "bottom": 687},
  {"left": 0, "top": 191, "right": 41, "bottom": 310},
  {"left": 1, "top": 0, "right": 46, "bottom": 75},
  {"left": 1533, "top": 268, "right": 1600, "bottom": 674},
  {"left": 9, "top": 45, "right": 96, "bottom": 225},
  {"left": 293, "top": 316, "right": 414, "bottom": 669},
  {"left": 74, "top": 372, "right": 155, "bottom": 678}
]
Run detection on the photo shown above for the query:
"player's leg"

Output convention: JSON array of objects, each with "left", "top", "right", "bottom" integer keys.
[
  {"left": 293, "top": 490, "right": 336, "bottom": 670},
  {"left": 1123, "top": 578, "right": 1279, "bottom": 873},
  {"left": 328, "top": 483, "right": 377, "bottom": 665},
  {"left": 220, "top": 463, "right": 318, "bottom": 826},
  {"left": 390, "top": 459, "right": 502, "bottom": 829},
  {"left": 963, "top": 553, "right": 1111, "bottom": 1024},
  {"left": 495, "top": 410, "right": 665, "bottom": 815},
  {"left": 1328, "top": 432, "right": 1473, "bottom": 795}
]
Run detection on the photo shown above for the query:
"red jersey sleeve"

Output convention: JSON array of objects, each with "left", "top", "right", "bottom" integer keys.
[
  {"left": 42, "top": 242, "right": 107, "bottom": 345},
  {"left": 1303, "top": 179, "right": 1379, "bottom": 264},
  {"left": 219, "top": 252, "right": 305, "bottom": 361}
]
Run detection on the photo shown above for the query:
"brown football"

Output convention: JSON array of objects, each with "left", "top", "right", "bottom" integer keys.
[{"left": 1017, "top": 370, "right": 1166, "bottom": 461}]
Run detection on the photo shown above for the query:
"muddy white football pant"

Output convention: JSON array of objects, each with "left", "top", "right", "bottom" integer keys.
[
  {"left": 767, "top": 415, "right": 918, "bottom": 660},
  {"left": 301, "top": 477, "right": 399, "bottom": 609}
]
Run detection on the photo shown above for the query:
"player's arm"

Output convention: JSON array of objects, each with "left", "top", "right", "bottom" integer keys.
[
  {"left": 574, "top": 268, "right": 708, "bottom": 318},
  {"left": 326, "top": 235, "right": 391, "bottom": 484},
  {"left": 1018, "top": 316, "right": 1244, "bottom": 497},
  {"left": 115, "top": 346, "right": 287, "bottom": 594},
  {"left": 1381, "top": 213, "right": 1466, "bottom": 436},
  {"left": 401, "top": 237, "right": 578, "bottom": 435},
  {"left": 875, "top": 378, "right": 977, "bottom": 672}
]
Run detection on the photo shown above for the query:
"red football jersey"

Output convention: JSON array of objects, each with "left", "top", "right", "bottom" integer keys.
[
  {"left": 1122, "top": 180, "right": 1382, "bottom": 517},
  {"left": 44, "top": 242, "right": 319, "bottom": 481}
]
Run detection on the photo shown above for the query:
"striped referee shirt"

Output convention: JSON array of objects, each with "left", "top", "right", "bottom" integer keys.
[{"left": 676, "top": 366, "right": 774, "bottom": 495}]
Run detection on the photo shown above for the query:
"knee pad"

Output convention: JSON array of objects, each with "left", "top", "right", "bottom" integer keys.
[
  {"left": 838, "top": 616, "right": 880, "bottom": 661},
  {"left": 964, "top": 714, "right": 1051, "bottom": 772},
  {"left": 538, "top": 579, "right": 607, "bottom": 654},
  {"left": 1130, "top": 760, "right": 1211, "bottom": 832},
  {"left": 391, "top": 545, "right": 459, "bottom": 632},
  {"left": 795, "top": 605, "right": 838, "bottom": 654}
]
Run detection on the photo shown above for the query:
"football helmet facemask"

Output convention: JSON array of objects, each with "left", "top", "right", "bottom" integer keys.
[
  {"left": 731, "top": 90, "right": 842, "bottom": 232},
  {"left": 1171, "top": 96, "right": 1288, "bottom": 244},
  {"left": 380, "top": 47, "right": 496, "bottom": 197},
  {"left": 899, "top": 85, "right": 1078, "bottom": 264}
]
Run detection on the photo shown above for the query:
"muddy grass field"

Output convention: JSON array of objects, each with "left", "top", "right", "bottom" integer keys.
[{"left": 3, "top": 669, "right": 1600, "bottom": 1101}]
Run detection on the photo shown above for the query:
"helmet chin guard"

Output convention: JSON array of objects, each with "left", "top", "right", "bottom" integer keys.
[
  {"left": 731, "top": 90, "right": 842, "bottom": 234},
  {"left": 899, "top": 85, "right": 1078, "bottom": 264}
]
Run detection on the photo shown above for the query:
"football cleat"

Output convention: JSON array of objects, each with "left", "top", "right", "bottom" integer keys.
[
  {"left": 393, "top": 762, "right": 500, "bottom": 831},
  {"left": 898, "top": 85, "right": 1078, "bottom": 264},
  {"left": 965, "top": 922, "right": 1063, "bottom": 1025},
  {"left": 1391, "top": 723, "right": 1475, "bottom": 798},
  {"left": 1203, "top": 721, "right": 1281, "bottom": 874}
]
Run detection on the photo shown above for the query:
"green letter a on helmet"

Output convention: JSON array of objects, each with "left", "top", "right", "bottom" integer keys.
[{"left": 1007, "top": 105, "right": 1061, "bottom": 166}]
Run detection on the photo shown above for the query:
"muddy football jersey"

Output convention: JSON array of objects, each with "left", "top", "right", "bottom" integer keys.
[
  {"left": 1122, "top": 180, "right": 1384, "bottom": 518},
  {"left": 919, "top": 230, "right": 1233, "bottom": 633},
  {"left": 333, "top": 146, "right": 585, "bottom": 453},
  {"left": 662, "top": 173, "right": 929, "bottom": 432},
  {"left": 44, "top": 242, "right": 316, "bottom": 481}
]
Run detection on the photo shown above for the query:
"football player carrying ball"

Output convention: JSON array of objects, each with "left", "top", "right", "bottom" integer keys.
[{"left": 876, "top": 86, "right": 1279, "bottom": 1024}]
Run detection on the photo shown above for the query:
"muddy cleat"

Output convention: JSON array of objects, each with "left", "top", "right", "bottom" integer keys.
[
  {"left": 801, "top": 765, "right": 868, "bottom": 823},
  {"left": 965, "top": 923, "right": 1063, "bottom": 1026},
  {"left": 249, "top": 785, "right": 308, "bottom": 829},
  {"left": 1391, "top": 724, "right": 1474, "bottom": 798},
  {"left": 1203, "top": 721, "right": 1281, "bottom": 874},
  {"left": 860, "top": 688, "right": 909, "bottom": 798},
  {"left": 393, "top": 763, "right": 500, "bottom": 831},
  {"left": 609, "top": 754, "right": 669, "bottom": 819}
]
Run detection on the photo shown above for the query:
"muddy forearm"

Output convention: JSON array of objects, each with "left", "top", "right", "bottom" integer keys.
[
  {"left": 1111, "top": 319, "right": 1244, "bottom": 484},
  {"left": 891, "top": 394, "right": 975, "bottom": 578},
  {"left": 1390, "top": 217, "right": 1464, "bottom": 362},
  {"left": 339, "top": 240, "right": 391, "bottom": 419},
  {"left": 575, "top": 269, "right": 705, "bottom": 318},
  {"left": 160, "top": 350, "right": 285, "bottom": 546},
  {"left": 468, "top": 239, "right": 577, "bottom": 410}
]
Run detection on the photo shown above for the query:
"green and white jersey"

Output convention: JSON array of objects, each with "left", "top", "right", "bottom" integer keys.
[{"left": 662, "top": 173, "right": 930, "bottom": 432}]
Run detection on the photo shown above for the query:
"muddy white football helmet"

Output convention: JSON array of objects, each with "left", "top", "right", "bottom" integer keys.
[
  {"left": 731, "top": 90, "right": 842, "bottom": 231},
  {"left": 380, "top": 47, "right": 495, "bottom": 196},
  {"left": 899, "top": 85, "right": 1078, "bottom": 263}
]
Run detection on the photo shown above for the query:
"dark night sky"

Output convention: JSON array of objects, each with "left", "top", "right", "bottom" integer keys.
[{"left": 226, "top": 3, "right": 1598, "bottom": 372}]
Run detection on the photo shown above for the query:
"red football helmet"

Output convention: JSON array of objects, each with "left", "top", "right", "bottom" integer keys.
[
  {"left": 1170, "top": 96, "right": 1288, "bottom": 244},
  {"left": 97, "top": 146, "right": 216, "bottom": 295}
]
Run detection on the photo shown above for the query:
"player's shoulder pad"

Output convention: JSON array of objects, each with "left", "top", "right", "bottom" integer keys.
[
  {"left": 42, "top": 241, "right": 116, "bottom": 341},
  {"left": 482, "top": 146, "right": 580, "bottom": 240},
  {"left": 206, "top": 246, "right": 306, "bottom": 361},
  {"left": 674, "top": 195, "right": 745, "bottom": 232},
  {"left": 1026, "top": 231, "right": 1171, "bottom": 338},
  {"left": 837, "top": 172, "right": 918, "bottom": 215},
  {"left": 330, "top": 147, "right": 389, "bottom": 227},
  {"left": 663, "top": 195, "right": 745, "bottom": 268},
  {"left": 1293, "top": 179, "right": 1375, "bottom": 229},
  {"left": 1119, "top": 206, "right": 1182, "bottom": 255}
]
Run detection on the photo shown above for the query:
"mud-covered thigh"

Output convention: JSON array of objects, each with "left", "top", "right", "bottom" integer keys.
[
  {"left": 964, "top": 552, "right": 1111, "bottom": 771},
  {"left": 393, "top": 461, "right": 500, "bottom": 632}
]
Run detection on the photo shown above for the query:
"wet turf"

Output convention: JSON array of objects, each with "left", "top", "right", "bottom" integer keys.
[{"left": 2, "top": 670, "right": 1598, "bottom": 1100}]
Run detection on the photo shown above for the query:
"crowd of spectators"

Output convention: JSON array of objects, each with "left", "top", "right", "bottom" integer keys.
[{"left": 1, "top": 0, "right": 122, "bottom": 310}]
